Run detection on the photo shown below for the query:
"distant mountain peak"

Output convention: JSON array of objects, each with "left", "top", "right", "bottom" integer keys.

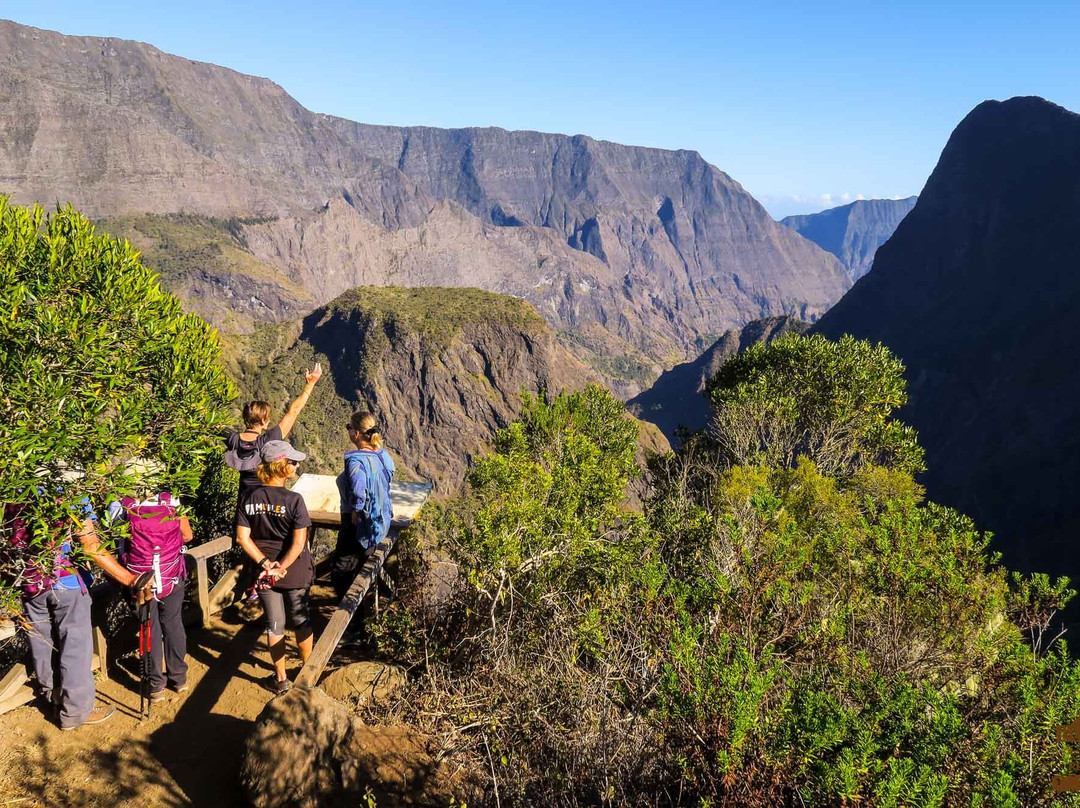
[{"left": 781, "top": 197, "right": 917, "bottom": 280}]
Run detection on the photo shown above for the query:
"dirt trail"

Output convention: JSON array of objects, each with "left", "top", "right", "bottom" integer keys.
[{"left": 0, "top": 583, "right": 347, "bottom": 807}]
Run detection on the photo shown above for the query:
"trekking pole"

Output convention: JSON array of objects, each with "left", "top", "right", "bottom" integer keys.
[
  {"left": 132, "top": 572, "right": 155, "bottom": 720},
  {"left": 139, "top": 600, "right": 151, "bottom": 719}
]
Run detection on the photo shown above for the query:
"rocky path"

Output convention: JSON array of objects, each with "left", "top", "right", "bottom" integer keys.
[{"left": 0, "top": 584, "right": 341, "bottom": 808}]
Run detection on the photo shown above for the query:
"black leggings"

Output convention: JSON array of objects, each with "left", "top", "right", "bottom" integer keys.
[{"left": 257, "top": 587, "right": 311, "bottom": 637}]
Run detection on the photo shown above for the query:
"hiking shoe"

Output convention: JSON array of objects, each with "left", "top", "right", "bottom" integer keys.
[
  {"left": 149, "top": 689, "right": 171, "bottom": 703},
  {"left": 61, "top": 705, "right": 115, "bottom": 730},
  {"left": 169, "top": 682, "right": 189, "bottom": 694},
  {"left": 265, "top": 675, "right": 291, "bottom": 696}
]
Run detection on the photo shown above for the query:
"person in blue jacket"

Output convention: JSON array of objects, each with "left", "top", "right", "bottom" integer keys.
[{"left": 332, "top": 411, "right": 395, "bottom": 600}]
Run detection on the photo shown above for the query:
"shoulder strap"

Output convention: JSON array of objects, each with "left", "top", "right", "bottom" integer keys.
[{"left": 120, "top": 496, "right": 136, "bottom": 509}]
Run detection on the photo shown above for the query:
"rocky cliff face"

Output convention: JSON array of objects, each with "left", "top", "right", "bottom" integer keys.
[
  {"left": 782, "top": 197, "right": 917, "bottom": 280},
  {"left": 628, "top": 316, "right": 809, "bottom": 442},
  {"left": 814, "top": 96, "right": 1080, "bottom": 580},
  {"left": 1, "top": 19, "right": 850, "bottom": 386},
  {"left": 101, "top": 214, "right": 312, "bottom": 333},
  {"left": 225, "top": 287, "right": 643, "bottom": 491}
]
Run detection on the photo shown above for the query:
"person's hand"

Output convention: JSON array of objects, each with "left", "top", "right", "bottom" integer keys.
[
  {"left": 351, "top": 511, "right": 359, "bottom": 526},
  {"left": 131, "top": 571, "right": 155, "bottom": 606},
  {"left": 305, "top": 363, "right": 323, "bottom": 386}
]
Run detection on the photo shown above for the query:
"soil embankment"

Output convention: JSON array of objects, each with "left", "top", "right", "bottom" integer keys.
[{"left": 0, "top": 583, "right": 344, "bottom": 807}]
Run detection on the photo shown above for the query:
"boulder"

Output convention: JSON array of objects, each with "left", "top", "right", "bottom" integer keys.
[
  {"left": 242, "top": 686, "right": 458, "bottom": 808},
  {"left": 319, "top": 662, "right": 406, "bottom": 706}
]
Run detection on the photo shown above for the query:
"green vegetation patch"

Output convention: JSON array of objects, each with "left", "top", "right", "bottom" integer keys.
[
  {"left": 99, "top": 213, "right": 310, "bottom": 299},
  {"left": 325, "top": 286, "right": 546, "bottom": 353}
]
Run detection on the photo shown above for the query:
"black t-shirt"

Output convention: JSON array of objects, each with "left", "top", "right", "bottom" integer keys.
[
  {"left": 225, "top": 425, "right": 283, "bottom": 496},
  {"left": 236, "top": 485, "right": 314, "bottom": 589}
]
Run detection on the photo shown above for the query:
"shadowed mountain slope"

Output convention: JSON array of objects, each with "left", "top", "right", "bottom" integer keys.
[
  {"left": 814, "top": 96, "right": 1080, "bottom": 579},
  {"left": 781, "top": 197, "right": 917, "bottom": 280},
  {"left": 628, "top": 316, "right": 809, "bottom": 442}
]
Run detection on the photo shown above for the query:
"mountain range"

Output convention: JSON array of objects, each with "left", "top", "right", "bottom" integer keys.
[
  {"left": 781, "top": 197, "right": 917, "bottom": 280},
  {"left": 0, "top": 18, "right": 850, "bottom": 394}
]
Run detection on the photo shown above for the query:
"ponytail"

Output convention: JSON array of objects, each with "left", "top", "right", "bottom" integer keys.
[{"left": 349, "top": 411, "right": 383, "bottom": 449}]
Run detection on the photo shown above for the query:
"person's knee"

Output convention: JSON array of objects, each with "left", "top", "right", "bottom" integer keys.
[{"left": 265, "top": 619, "right": 285, "bottom": 638}]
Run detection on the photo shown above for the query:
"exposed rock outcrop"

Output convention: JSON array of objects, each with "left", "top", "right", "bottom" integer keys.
[
  {"left": 814, "top": 96, "right": 1080, "bottom": 581},
  {"left": 781, "top": 197, "right": 917, "bottom": 280},
  {"left": 242, "top": 687, "right": 460, "bottom": 808},
  {"left": 225, "top": 286, "right": 641, "bottom": 491}
]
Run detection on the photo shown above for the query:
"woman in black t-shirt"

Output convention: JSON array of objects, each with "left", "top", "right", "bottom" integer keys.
[
  {"left": 236, "top": 440, "right": 315, "bottom": 695},
  {"left": 224, "top": 363, "right": 322, "bottom": 505}
]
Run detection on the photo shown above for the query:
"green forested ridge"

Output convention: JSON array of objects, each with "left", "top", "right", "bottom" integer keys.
[
  {"left": 374, "top": 339, "right": 1080, "bottom": 807},
  {"left": 0, "top": 199, "right": 234, "bottom": 617},
  {"left": 222, "top": 286, "right": 561, "bottom": 481}
]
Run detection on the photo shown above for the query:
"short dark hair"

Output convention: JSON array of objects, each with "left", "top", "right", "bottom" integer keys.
[{"left": 243, "top": 400, "right": 272, "bottom": 428}]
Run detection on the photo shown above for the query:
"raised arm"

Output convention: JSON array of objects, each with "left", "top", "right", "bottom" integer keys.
[
  {"left": 78, "top": 519, "right": 136, "bottom": 587},
  {"left": 277, "top": 363, "right": 323, "bottom": 439}
]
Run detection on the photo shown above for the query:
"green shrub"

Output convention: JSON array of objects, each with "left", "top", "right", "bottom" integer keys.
[
  {"left": 373, "top": 319, "right": 1080, "bottom": 806},
  {"left": 0, "top": 199, "right": 234, "bottom": 617},
  {"left": 705, "top": 333, "right": 924, "bottom": 475}
]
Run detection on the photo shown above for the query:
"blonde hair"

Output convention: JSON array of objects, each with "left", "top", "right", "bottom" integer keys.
[
  {"left": 243, "top": 400, "right": 272, "bottom": 429},
  {"left": 349, "top": 411, "right": 383, "bottom": 449},
  {"left": 256, "top": 458, "right": 294, "bottom": 484}
]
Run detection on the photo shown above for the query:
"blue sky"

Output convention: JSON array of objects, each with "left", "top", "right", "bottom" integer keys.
[{"left": 7, "top": 2, "right": 1079, "bottom": 217}]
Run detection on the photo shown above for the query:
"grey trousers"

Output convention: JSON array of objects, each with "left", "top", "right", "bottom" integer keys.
[{"left": 23, "top": 587, "right": 95, "bottom": 728}]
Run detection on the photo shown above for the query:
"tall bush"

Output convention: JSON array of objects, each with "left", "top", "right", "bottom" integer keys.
[
  {"left": 377, "top": 330, "right": 1080, "bottom": 805},
  {"left": 0, "top": 199, "right": 234, "bottom": 618}
]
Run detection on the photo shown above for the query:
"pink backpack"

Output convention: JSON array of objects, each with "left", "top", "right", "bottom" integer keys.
[{"left": 119, "top": 493, "right": 186, "bottom": 599}]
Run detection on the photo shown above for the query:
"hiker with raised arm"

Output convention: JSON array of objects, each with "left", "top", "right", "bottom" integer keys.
[
  {"left": 235, "top": 440, "right": 315, "bottom": 695},
  {"left": 7, "top": 495, "right": 151, "bottom": 730},
  {"left": 106, "top": 487, "right": 194, "bottom": 703},
  {"left": 224, "top": 363, "right": 323, "bottom": 508},
  {"left": 333, "top": 412, "right": 396, "bottom": 605}
]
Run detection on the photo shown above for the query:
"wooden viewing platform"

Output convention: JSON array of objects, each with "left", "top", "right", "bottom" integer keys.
[{"left": 0, "top": 474, "right": 432, "bottom": 713}]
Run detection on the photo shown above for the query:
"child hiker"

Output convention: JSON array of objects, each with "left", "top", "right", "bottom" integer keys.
[
  {"left": 332, "top": 412, "right": 395, "bottom": 601},
  {"left": 224, "top": 363, "right": 322, "bottom": 509},
  {"left": 235, "top": 440, "right": 315, "bottom": 696},
  {"left": 106, "top": 489, "right": 193, "bottom": 701}
]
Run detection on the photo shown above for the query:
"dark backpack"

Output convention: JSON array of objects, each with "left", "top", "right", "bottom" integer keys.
[
  {"left": 118, "top": 493, "right": 186, "bottom": 599},
  {"left": 224, "top": 431, "right": 262, "bottom": 472}
]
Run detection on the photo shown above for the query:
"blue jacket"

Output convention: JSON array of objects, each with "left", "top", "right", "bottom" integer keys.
[{"left": 336, "top": 449, "right": 395, "bottom": 549}]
